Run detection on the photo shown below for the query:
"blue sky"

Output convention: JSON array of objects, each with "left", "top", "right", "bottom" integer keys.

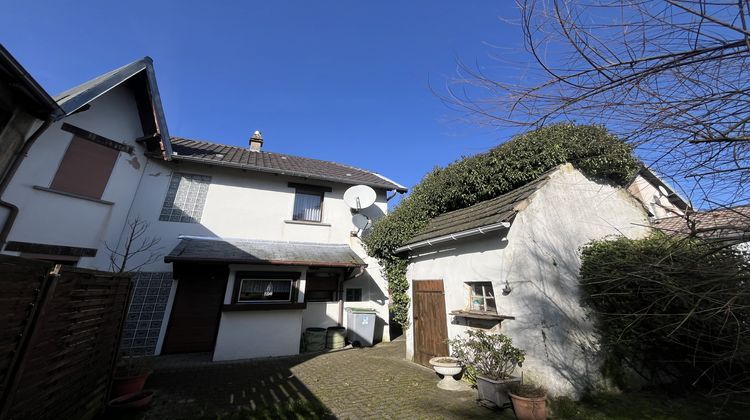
[{"left": 1, "top": 1, "right": 526, "bottom": 200}]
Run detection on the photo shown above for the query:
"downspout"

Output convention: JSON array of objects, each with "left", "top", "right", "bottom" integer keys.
[{"left": 0, "top": 119, "right": 52, "bottom": 247}]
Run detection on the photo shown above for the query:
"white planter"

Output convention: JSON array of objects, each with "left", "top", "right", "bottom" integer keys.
[{"left": 428, "top": 357, "right": 468, "bottom": 391}]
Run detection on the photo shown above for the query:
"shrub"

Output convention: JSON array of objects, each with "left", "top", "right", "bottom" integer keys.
[
  {"left": 579, "top": 233, "right": 750, "bottom": 394},
  {"left": 448, "top": 330, "right": 526, "bottom": 383},
  {"left": 364, "top": 124, "right": 639, "bottom": 327}
]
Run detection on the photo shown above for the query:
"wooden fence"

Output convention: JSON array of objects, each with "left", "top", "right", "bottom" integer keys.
[{"left": 0, "top": 255, "right": 131, "bottom": 420}]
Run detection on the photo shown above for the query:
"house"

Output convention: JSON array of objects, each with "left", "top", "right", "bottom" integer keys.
[
  {"left": 0, "top": 50, "right": 407, "bottom": 361},
  {"left": 0, "top": 56, "right": 172, "bottom": 267},
  {"left": 653, "top": 204, "right": 750, "bottom": 246},
  {"left": 395, "top": 164, "right": 683, "bottom": 397}
]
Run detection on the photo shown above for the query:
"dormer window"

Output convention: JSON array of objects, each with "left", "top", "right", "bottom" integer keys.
[{"left": 289, "top": 183, "right": 332, "bottom": 223}]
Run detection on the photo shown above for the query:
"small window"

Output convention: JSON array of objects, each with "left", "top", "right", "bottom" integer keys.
[
  {"left": 238, "top": 279, "right": 293, "bottom": 302},
  {"left": 50, "top": 136, "right": 119, "bottom": 199},
  {"left": 305, "top": 273, "right": 338, "bottom": 302},
  {"left": 159, "top": 173, "right": 211, "bottom": 223},
  {"left": 346, "top": 288, "right": 363, "bottom": 302},
  {"left": 466, "top": 282, "right": 497, "bottom": 313},
  {"left": 293, "top": 190, "right": 323, "bottom": 222}
]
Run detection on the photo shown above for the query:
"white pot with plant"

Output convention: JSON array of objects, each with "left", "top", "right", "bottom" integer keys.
[{"left": 448, "top": 330, "right": 525, "bottom": 408}]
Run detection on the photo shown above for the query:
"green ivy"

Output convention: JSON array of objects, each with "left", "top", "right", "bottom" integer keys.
[{"left": 363, "top": 124, "right": 640, "bottom": 328}]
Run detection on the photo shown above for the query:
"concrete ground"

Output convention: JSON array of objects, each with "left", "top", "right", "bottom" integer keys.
[{"left": 134, "top": 338, "right": 513, "bottom": 419}]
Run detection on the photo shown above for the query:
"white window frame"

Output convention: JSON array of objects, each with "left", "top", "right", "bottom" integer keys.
[{"left": 465, "top": 282, "right": 497, "bottom": 313}]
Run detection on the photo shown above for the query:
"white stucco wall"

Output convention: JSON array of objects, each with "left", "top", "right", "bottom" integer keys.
[
  {"left": 627, "top": 174, "right": 684, "bottom": 219},
  {"left": 123, "top": 158, "right": 393, "bottom": 353},
  {"left": 405, "top": 165, "right": 651, "bottom": 397},
  {"left": 213, "top": 310, "right": 303, "bottom": 361},
  {"left": 1, "top": 83, "right": 150, "bottom": 270}
]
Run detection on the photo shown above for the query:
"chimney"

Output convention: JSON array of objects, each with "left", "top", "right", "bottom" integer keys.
[{"left": 249, "top": 130, "right": 263, "bottom": 151}]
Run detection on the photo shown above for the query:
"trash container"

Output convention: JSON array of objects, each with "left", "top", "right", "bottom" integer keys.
[{"left": 345, "top": 307, "right": 377, "bottom": 347}]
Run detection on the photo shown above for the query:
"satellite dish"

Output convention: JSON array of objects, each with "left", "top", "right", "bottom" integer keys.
[
  {"left": 352, "top": 213, "right": 371, "bottom": 230},
  {"left": 344, "top": 185, "right": 376, "bottom": 210},
  {"left": 658, "top": 185, "right": 669, "bottom": 196}
]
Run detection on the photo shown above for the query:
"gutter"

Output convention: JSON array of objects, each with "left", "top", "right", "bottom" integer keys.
[
  {"left": 394, "top": 221, "right": 511, "bottom": 254},
  {"left": 0, "top": 119, "right": 52, "bottom": 246}
]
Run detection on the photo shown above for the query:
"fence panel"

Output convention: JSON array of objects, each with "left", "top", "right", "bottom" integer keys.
[{"left": 0, "top": 256, "right": 131, "bottom": 420}]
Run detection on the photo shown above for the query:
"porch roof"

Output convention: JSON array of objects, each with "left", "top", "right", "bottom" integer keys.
[{"left": 164, "top": 236, "right": 367, "bottom": 268}]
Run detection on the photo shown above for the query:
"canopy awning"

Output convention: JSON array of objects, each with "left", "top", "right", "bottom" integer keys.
[{"left": 164, "top": 236, "right": 367, "bottom": 268}]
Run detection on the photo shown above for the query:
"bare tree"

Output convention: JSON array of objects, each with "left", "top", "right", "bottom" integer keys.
[
  {"left": 105, "top": 216, "right": 161, "bottom": 273},
  {"left": 445, "top": 0, "right": 750, "bottom": 206}
]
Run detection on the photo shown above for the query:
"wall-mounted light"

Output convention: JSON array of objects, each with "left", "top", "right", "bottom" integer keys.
[{"left": 502, "top": 280, "right": 512, "bottom": 296}]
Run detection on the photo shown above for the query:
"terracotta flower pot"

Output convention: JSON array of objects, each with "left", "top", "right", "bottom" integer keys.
[
  {"left": 108, "top": 390, "right": 154, "bottom": 410},
  {"left": 510, "top": 392, "right": 547, "bottom": 420},
  {"left": 111, "top": 371, "right": 151, "bottom": 398}
]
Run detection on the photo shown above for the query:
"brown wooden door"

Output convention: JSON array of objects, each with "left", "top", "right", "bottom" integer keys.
[
  {"left": 412, "top": 279, "right": 449, "bottom": 367},
  {"left": 162, "top": 264, "right": 228, "bottom": 354}
]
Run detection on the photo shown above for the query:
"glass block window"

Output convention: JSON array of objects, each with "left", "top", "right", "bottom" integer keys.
[
  {"left": 159, "top": 173, "right": 211, "bottom": 223},
  {"left": 120, "top": 272, "right": 173, "bottom": 356},
  {"left": 345, "top": 288, "right": 362, "bottom": 302}
]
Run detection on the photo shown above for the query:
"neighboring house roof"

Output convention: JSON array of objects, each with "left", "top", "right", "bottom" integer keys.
[
  {"left": 395, "top": 170, "right": 553, "bottom": 253},
  {"left": 164, "top": 236, "right": 367, "bottom": 267},
  {"left": 0, "top": 44, "right": 62, "bottom": 119},
  {"left": 52, "top": 57, "right": 173, "bottom": 157},
  {"left": 169, "top": 137, "right": 408, "bottom": 192},
  {"left": 634, "top": 166, "right": 690, "bottom": 212},
  {"left": 652, "top": 205, "right": 750, "bottom": 241}
]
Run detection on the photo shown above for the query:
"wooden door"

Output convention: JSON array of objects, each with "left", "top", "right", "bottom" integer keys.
[
  {"left": 162, "top": 264, "right": 228, "bottom": 354},
  {"left": 412, "top": 279, "right": 449, "bottom": 367}
]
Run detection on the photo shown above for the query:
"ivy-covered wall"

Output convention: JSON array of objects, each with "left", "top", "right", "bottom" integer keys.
[{"left": 364, "top": 124, "right": 641, "bottom": 327}]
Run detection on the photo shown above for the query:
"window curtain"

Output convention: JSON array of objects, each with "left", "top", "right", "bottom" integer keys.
[{"left": 293, "top": 192, "right": 322, "bottom": 221}]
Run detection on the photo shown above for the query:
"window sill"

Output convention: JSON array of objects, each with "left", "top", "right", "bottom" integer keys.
[
  {"left": 284, "top": 220, "right": 331, "bottom": 227},
  {"left": 223, "top": 302, "right": 307, "bottom": 311},
  {"left": 33, "top": 185, "right": 114, "bottom": 205},
  {"left": 449, "top": 310, "right": 515, "bottom": 321}
]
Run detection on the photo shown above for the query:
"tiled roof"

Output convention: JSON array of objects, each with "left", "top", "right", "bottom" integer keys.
[
  {"left": 403, "top": 171, "right": 553, "bottom": 246},
  {"left": 652, "top": 205, "right": 750, "bottom": 240},
  {"left": 164, "top": 236, "right": 367, "bottom": 267},
  {"left": 169, "top": 137, "right": 407, "bottom": 192}
]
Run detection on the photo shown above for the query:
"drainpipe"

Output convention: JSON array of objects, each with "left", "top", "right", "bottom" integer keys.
[{"left": 0, "top": 119, "right": 52, "bottom": 247}]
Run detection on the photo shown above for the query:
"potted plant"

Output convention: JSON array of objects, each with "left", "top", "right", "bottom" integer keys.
[
  {"left": 111, "top": 355, "right": 152, "bottom": 398},
  {"left": 428, "top": 356, "right": 465, "bottom": 390},
  {"left": 509, "top": 382, "right": 547, "bottom": 420},
  {"left": 448, "top": 330, "right": 525, "bottom": 407}
]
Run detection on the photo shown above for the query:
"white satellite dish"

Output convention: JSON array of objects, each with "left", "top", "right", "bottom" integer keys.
[
  {"left": 352, "top": 213, "right": 371, "bottom": 230},
  {"left": 344, "top": 185, "right": 376, "bottom": 210}
]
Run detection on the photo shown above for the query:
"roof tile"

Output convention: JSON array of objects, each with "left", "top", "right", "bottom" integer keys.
[{"left": 169, "top": 137, "right": 406, "bottom": 192}]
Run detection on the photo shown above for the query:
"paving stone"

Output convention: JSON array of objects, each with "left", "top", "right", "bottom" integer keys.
[{"left": 136, "top": 339, "right": 513, "bottom": 419}]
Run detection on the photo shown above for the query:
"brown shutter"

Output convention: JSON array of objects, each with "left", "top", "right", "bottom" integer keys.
[{"left": 50, "top": 136, "right": 119, "bottom": 199}]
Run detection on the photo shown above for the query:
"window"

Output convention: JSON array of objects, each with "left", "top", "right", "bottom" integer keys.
[
  {"left": 345, "top": 288, "right": 362, "bottom": 302},
  {"left": 238, "top": 279, "right": 293, "bottom": 302},
  {"left": 289, "top": 183, "right": 331, "bottom": 223},
  {"left": 50, "top": 136, "right": 119, "bottom": 199},
  {"left": 466, "top": 282, "right": 497, "bottom": 313},
  {"left": 159, "top": 173, "right": 211, "bottom": 223},
  {"left": 293, "top": 191, "right": 323, "bottom": 222},
  {"left": 305, "top": 272, "right": 339, "bottom": 302}
]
